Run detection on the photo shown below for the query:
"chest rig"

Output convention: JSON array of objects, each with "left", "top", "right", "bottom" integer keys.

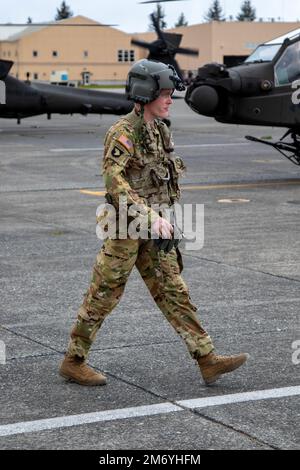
[{"left": 122, "top": 110, "right": 185, "bottom": 206}]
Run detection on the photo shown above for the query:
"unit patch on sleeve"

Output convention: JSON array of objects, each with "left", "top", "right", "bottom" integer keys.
[{"left": 111, "top": 146, "right": 124, "bottom": 157}]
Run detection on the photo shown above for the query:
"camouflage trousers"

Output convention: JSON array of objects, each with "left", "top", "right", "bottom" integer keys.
[{"left": 67, "top": 238, "right": 214, "bottom": 360}]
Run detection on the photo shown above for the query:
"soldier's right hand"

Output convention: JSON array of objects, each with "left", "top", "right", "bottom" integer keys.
[{"left": 152, "top": 217, "right": 174, "bottom": 239}]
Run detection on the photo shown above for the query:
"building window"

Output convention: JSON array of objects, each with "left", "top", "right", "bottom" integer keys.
[
  {"left": 33, "top": 73, "right": 38, "bottom": 80},
  {"left": 117, "top": 49, "right": 135, "bottom": 62},
  {"left": 7, "top": 51, "right": 11, "bottom": 57},
  {"left": 83, "top": 50, "right": 88, "bottom": 57},
  {"left": 3, "top": 51, "right": 6, "bottom": 57},
  {"left": 52, "top": 51, "right": 58, "bottom": 57},
  {"left": 33, "top": 50, "right": 38, "bottom": 57}
]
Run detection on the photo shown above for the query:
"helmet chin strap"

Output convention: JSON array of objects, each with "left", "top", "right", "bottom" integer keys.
[
  {"left": 132, "top": 103, "right": 146, "bottom": 139},
  {"left": 135, "top": 103, "right": 145, "bottom": 120},
  {"left": 136, "top": 102, "right": 157, "bottom": 126}
]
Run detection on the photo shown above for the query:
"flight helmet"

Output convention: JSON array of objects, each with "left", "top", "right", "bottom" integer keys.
[{"left": 125, "top": 59, "right": 185, "bottom": 104}]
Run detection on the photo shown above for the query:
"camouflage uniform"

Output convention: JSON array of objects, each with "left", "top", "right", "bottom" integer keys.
[{"left": 66, "top": 109, "right": 214, "bottom": 361}]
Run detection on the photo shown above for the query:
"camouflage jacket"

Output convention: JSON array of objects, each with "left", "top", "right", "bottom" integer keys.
[{"left": 102, "top": 108, "right": 185, "bottom": 224}]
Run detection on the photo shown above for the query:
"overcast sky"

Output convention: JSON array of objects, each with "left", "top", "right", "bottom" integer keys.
[{"left": 1, "top": 0, "right": 300, "bottom": 33}]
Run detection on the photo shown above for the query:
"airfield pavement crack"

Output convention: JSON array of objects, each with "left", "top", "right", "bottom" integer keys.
[
  {"left": 0, "top": 325, "right": 181, "bottom": 362},
  {"left": 183, "top": 252, "right": 300, "bottom": 284},
  {"left": 0, "top": 325, "right": 65, "bottom": 357},
  {"left": 188, "top": 408, "right": 279, "bottom": 450}
]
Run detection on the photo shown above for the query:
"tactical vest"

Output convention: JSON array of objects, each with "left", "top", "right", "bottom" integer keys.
[{"left": 109, "top": 109, "right": 185, "bottom": 207}]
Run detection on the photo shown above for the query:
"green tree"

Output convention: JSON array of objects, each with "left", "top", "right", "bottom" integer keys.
[
  {"left": 55, "top": 1, "right": 73, "bottom": 21},
  {"left": 204, "top": 0, "right": 225, "bottom": 22},
  {"left": 236, "top": 1, "right": 256, "bottom": 21},
  {"left": 175, "top": 12, "right": 188, "bottom": 27},
  {"left": 149, "top": 3, "right": 167, "bottom": 30}
]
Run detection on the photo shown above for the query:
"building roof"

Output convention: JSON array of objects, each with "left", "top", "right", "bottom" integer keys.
[
  {"left": 0, "top": 25, "right": 48, "bottom": 41},
  {"left": 0, "top": 15, "right": 117, "bottom": 42}
]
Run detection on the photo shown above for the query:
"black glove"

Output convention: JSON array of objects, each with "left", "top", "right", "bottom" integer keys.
[{"left": 154, "top": 224, "right": 184, "bottom": 253}]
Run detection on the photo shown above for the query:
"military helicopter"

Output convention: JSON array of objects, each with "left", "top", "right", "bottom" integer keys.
[
  {"left": 185, "top": 28, "right": 300, "bottom": 166},
  {"left": 0, "top": 59, "right": 132, "bottom": 124},
  {"left": 133, "top": 8, "right": 198, "bottom": 80},
  {"left": 0, "top": 58, "right": 133, "bottom": 124}
]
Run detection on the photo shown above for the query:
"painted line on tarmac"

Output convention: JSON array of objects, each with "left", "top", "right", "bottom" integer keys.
[
  {"left": 0, "top": 385, "right": 299, "bottom": 437},
  {"left": 179, "top": 180, "right": 300, "bottom": 190},
  {"left": 80, "top": 189, "right": 106, "bottom": 196},
  {"left": 79, "top": 179, "right": 300, "bottom": 197},
  {"left": 51, "top": 147, "right": 103, "bottom": 152},
  {"left": 177, "top": 386, "right": 300, "bottom": 408},
  {"left": 0, "top": 403, "right": 180, "bottom": 438},
  {"left": 50, "top": 143, "right": 250, "bottom": 153},
  {"left": 176, "top": 143, "right": 250, "bottom": 148}
]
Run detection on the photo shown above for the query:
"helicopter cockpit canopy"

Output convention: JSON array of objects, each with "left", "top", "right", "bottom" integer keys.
[
  {"left": 244, "top": 44, "right": 281, "bottom": 63},
  {"left": 243, "top": 27, "right": 300, "bottom": 87},
  {"left": 245, "top": 27, "right": 300, "bottom": 64},
  {"left": 274, "top": 41, "right": 300, "bottom": 86}
]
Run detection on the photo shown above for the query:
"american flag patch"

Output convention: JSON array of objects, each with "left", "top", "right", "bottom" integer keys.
[{"left": 117, "top": 134, "right": 133, "bottom": 152}]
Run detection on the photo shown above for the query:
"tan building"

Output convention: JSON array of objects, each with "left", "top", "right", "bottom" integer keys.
[
  {"left": 0, "top": 15, "right": 143, "bottom": 83},
  {"left": 0, "top": 15, "right": 300, "bottom": 83}
]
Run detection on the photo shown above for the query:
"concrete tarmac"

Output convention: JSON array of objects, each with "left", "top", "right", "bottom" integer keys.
[{"left": 0, "top": 98, "right": 299, "bottom": 450}]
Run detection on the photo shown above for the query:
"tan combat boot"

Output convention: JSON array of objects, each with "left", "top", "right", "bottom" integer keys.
[
  {"left": 198, "top": 352, "right": 249, "bottom": 385},
  {"left": 59, "top": 354, "right": 107, "bottom": 386}
]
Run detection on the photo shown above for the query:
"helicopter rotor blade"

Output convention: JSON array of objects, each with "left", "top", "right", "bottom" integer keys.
[
  {"left": 176, "top": 46, "right": 199, "bottom": 56},
  {"left": 150, "top": 13, "right": 166, "bottom": 43},
  {"left": 140, "top": 1, "right": 188, "bottom": 4},
  {"left": 131, "top": 38, "right": 154, "bottom": 49},
  {"left": 131, "top": 39, "right": 158, "bottom": 55},
  {"left": 162, "top": 32, "right": 182, "bottom": 50}
]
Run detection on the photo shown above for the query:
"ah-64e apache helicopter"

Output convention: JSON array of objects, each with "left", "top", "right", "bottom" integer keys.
[
  {"left": 185, "top": 28, "right": 300, "bottom": 166},
  {"left": 0, "top": 58, "right": 132, "bottom": 124}
]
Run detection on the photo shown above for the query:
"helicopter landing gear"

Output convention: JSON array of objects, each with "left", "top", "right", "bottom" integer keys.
[{"left": 246, "top": 129, "right": 300, "bottom": 166}]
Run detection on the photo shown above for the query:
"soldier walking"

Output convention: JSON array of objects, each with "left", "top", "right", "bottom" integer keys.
[{"left": 59, "top": 59, "right": 248, "bottom": 386}]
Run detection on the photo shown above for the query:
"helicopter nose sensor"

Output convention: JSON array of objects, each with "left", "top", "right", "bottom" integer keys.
[{"left": 188, "top": 85, "right": 219, "bottom": 116}]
